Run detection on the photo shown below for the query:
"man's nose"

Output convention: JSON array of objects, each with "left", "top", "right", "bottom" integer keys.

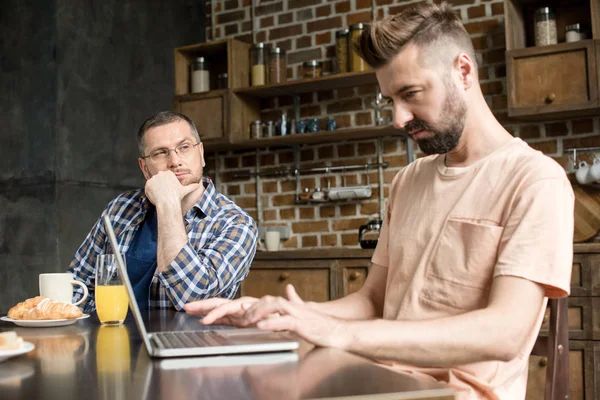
[{"left": 393, "top": 105, "right": 414, "bottom": 130}]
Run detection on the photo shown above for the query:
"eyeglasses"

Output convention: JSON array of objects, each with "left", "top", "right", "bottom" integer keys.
[{"left": 142, "top": 142, "right": 201, "bottom": 163}]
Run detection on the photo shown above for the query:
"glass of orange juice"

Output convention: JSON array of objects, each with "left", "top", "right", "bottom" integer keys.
[{"left": 95, "top": 254, "right": 129, "bottom": 325}]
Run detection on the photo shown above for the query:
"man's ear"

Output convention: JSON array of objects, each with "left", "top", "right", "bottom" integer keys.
[
  {"left": 455, "top": 53, "right": 475, "bottom": 90},
  {"left": 138, "top": 158, "right": 151, "bottom": 180}
]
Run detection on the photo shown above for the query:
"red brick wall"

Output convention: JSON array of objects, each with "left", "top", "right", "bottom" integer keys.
[{"left": 202, "top": 0, "right": 599, "bottom": 249}]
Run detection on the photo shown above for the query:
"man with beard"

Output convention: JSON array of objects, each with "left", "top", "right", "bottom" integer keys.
[
  {"left": 69, "top": 111, "right": 257, "bottom": 311},
  {"left": 183, "top": 3, "right": 573, "bottom": 399}
]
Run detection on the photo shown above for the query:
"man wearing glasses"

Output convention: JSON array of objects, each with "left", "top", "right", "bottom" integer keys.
[{"left": 69, "top": 111, "right": 258, "bottom": 311}]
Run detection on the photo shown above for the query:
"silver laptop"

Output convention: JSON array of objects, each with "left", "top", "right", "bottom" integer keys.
[{"left": 102, "top": 214, "right": 300, "bottom": 358}]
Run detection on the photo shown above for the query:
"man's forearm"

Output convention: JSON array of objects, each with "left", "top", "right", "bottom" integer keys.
[
  {"left": 309, "top": 291, "right": 381, "bottom": 320},
  {"left": 156, "top": 200, "right": 188, "bottom": 271},
  {"left": 341, "top": 276, "right": 545, "bottom": 367}
]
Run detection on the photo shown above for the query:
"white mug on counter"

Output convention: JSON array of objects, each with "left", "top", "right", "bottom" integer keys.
[
  {"left": 264, "top": 231, "right": 281, "bottom": 252},
  {"left": 39, "top": 273, "right": 89, "bottom": 306}
]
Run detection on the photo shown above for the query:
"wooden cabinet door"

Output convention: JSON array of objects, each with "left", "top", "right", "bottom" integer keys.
[
  {"left": 335, "top": 259, "right": 370, "bottom": 298},
  {"left": 176, "top": 93, "right": 226, "bottom": 141},
  {"left": 240, "top": 259, "right": 335, "bottom": 302},
  {"left": 507, "top": 40, "right": 598, "bottom": 118},
  {"left": 526, "top": 344, "right": 589, "bottom": 400}
]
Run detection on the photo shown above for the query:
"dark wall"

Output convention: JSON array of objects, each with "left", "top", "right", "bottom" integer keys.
[{"left": 0, "top": 0, "right": 205, "bottom": 312}]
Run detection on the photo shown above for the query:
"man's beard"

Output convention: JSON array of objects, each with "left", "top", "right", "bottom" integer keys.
[{"left": 403, "top": 82, "right": 467, "bottom": 155}]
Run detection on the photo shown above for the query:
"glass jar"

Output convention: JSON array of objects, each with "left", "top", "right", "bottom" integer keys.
[
  {"left": 534, "top": 7, "right": 557, "bottom": 46},
  {"left": 349, "top": 23, "right": 369, "bottom": 72},
  {"left": 217, "top": 72, "right": 228, "bottom": 89},
  {"left": 303, "top": 60, "right": 323, "bottom": 79},
  {"left": 250, "top": 43, "right": 268, "bottom": 86},
  {"left": 269, "top": 47, "right": 287, "bottom": 84},
  {"left": 335, "top": 29, "right": 349, "bottom": 74},
  {"left": 565, "top": 23, "right": 585, "bottom": 42},
  {"left": 250, "top": 120, "right": 262, "bottom": 139},
  {"left": 190, "top": 57, "right": 210, "bottom": 93}
]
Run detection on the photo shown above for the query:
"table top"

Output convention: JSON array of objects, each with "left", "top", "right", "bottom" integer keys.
[{"left": 0, "top": 310, "right": 455, "bottom": 400}]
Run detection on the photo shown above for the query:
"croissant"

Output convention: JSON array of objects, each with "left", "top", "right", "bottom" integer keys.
[{"left": 8, "top": 296, "right": 82, "bottom": 320}]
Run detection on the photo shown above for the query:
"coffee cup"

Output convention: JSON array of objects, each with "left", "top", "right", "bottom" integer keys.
[
  {"left": 264, "top": 231, "right": 281, "bottom": 252},
  {"left": 576, "top": 161, "right": 593, "bottom": 184},
  {"left": 39, "top": 273, "right": 89, "bottom": 306},
  {"left": 589, "top": 157, "right": 600, "bottom": 182}
]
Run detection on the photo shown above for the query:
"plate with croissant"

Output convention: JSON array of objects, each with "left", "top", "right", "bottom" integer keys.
[
  {"left": 0, "top": 331, "right": 34, "bottom": 362},
  {"left": 1, "top": 296, "right": 90, "bottom": 328}
]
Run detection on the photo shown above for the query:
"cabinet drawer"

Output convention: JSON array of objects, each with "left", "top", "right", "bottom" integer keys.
[
  {"left": 240, "top": 269, "right": 330, "bottom": 302},
  {"left": 526, "top": 341, "right": 593, "bottom": 400},
  {"left": 540, "top": 297, "right": 592, "bottom": 340},
  {"left": 570, "top": 253, "right": 600, "bottom": 297},
  {"left": 343, "top": 267, "right": 367, "bottom": 296},
  {"left": 507, "top": 40, "right": 598, "bottom": 118}
]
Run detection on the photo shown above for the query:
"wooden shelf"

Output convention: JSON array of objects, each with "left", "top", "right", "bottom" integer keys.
[
  {"left": 232, "top": 70, "right": 378, "bottom": 98},
  {"left": 202, "top": 124, "right": 404, "bottom": 152}
]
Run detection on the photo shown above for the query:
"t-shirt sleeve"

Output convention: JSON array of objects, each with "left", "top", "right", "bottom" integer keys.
[
  {"left": 372, "top": 173, "right": 399, "bottom": 268},
  {"left": 494, "top": 176, "right": 574, "bottom": 298}
]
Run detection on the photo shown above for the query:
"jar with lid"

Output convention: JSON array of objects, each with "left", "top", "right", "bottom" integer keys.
[
  {"left": 312, "top": 188, "right": 326, "bottom": 201},
  {"left": 534, "top": 7, "right": 557, "bottom": 46},
  {"left": 217, "top": 72, "right": 228, "bottom": 89},
  {"left": 250, "top": 120, "right": 263, "bottom": 139},
  {"left": 269, "top": 47, "right": 287, "bottom": 84},
  {"left": 565, "top": 23, "right": 585, "bottom": 42},
  {"left": 191, "top": 57, "right": 210, "bottom": 93},
  {"left": 303, "top": 60, "right": 323, "bottom": 79},
  {"left": 335, "top": 29, "right": 349, "bottom": 73},
  {"left": 349, "top": 23, "right": 370, "bottom": 72},
  {"left": 250, "top": 43, "right": 268, "bottom": 86}
]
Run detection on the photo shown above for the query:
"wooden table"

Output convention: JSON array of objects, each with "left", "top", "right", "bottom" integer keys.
[{"left": 0, "top": 310, "right": 455, "bottom": 400}]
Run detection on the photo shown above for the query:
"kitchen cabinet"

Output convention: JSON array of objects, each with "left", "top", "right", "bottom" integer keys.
[
  {"left": 239, "top": 249, "right": 373, "bottom": 301},
  {"left": 504, "top": 0, "right": 600, "bottom": 119},
  {"left": 527, "top": 244, "right": 600, "bottom": 400}
]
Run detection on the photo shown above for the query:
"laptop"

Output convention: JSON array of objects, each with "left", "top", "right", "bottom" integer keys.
[{"left": 102, "top": 214, "right": 300, "bottom": 358}]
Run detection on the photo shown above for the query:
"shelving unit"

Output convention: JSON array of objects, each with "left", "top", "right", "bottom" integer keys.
[
  {"left": 504, "top": 0, "right": 600, "bottom": 119},
  {"left": 202, "top": 124, "right": 403, "bottom": 152},
  {"left": 232, "top": 70, "right": 378, "bottom": 98}
]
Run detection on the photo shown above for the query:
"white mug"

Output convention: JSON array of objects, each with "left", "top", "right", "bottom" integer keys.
[
  {"left": 39, "top": 273, "right": 89, "bottom": 306},
  {"left": 264, "top": 231, "right": 281, "bottom": 252},
  {"left": 589, "top": 157, "right": 600, "bottom": 182},
  {"left": 576, "top": 161, "right": 593, "bottom": 185}
]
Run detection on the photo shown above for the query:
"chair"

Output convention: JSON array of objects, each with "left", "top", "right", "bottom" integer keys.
[{"left": 530, "top": 297, "right": 569, "bottom": 400}]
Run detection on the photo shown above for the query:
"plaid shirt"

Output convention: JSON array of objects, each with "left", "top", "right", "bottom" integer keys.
[{"left": 68, "top": 177, "right": 257, "bottom": 312}]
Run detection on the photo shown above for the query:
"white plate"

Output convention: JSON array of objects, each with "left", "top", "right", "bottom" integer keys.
[
  {"left": 0, "top": 341, "right": 35, "bottom": 363},
  {"left": 0, "top": 314, "right": 90, "bottom": 328}
]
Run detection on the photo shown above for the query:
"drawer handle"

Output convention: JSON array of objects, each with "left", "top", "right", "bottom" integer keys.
[
  {"left": 539, "top": 357, "right": 548, "bottom": 367},
  {"left": 279, "top": 273, "right": 290, "bottom": 281},
  {"left": 349, "top": 272, "right": 361, "bottom": 281},
  {"left": 545, "top": 93, "right": 556, "bottom": 104}
]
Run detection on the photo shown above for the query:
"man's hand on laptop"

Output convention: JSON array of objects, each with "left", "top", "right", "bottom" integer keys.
[
  {"left": 185, "top": 285, "right": 350, "bottom": 349},
  {"left": 184, "top": 296, "right": 261, "bottom": 327},
  {"left": 239, "top": 284, "right": 349, "bottom": 349}
]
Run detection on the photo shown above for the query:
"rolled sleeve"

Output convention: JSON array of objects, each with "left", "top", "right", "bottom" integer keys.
[{"left": 157, "top": 218, "right": 257, "bottom": 310}]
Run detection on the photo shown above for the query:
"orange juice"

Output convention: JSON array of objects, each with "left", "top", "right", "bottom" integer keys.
[
  {"left": 96, "top": 285, "right": 128, "bottom": 324},
  {"left": 96, "top": 325, "right": 130, "bottom": 373}
]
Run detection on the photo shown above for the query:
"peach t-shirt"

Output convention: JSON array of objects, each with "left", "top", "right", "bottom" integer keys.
[{"left": 372, "top": 138, "right": 574, "bottom": 399}]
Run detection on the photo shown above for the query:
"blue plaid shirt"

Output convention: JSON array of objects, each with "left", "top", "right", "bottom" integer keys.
[{"left": 68, "top": 177, "right": 257, "bottom": 312}]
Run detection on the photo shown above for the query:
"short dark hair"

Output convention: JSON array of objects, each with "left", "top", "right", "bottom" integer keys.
[
  {"left": 355, "top": 2, "right": 476, "bottom": 73},
  {"left": 137, "top": 111, "right": 200, "bottom": 157}
]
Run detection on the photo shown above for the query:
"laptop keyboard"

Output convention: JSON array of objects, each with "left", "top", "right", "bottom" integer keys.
[{"left": 153, "top": 331, "right": 230, "bottom": 349}]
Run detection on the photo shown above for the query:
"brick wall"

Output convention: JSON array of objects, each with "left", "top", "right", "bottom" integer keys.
[{"left": 203, "top": 0, "right": 600, "bottom": 249}]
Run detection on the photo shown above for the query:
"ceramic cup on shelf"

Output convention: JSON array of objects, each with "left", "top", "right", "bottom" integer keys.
[{"left": 576, "top": 161, "right": 594, "bottom": 185}]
